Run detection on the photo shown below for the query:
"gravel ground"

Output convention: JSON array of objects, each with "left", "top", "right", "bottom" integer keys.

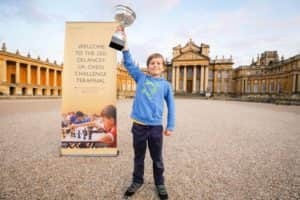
[{"left": 0, "top": 99, "right": 300, "bottom": 200}]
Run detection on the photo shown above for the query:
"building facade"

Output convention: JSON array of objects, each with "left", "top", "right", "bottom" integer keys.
[
  {"left": 0, "top": 43, "right": 62, "bottom": 96},
  {"left": 165, "top": 40, "right": 300, "bottom": 100},
  {"left": 233, "top": 51, "right": 300, "bottom": 98},
  {"left": 2, "top": 40, "right": 299, "bottom": 101},
  {"left": 165, "top": 39, "right": 234, "bottom": 96}
]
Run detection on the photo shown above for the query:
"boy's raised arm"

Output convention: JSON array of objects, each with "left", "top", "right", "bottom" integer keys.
[
  {"left": 164, "top": 83, "right": 175, "bottom": 131},
  {"left": 122, "top": 50, "right": 144, "bottom": 82}
]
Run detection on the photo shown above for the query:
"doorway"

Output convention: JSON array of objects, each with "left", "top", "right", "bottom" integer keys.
[
  {"left": 22, "top": 88, "right": 26, "bottom": 95},
  {"left": 9, "top": 87, "right": 15, "bottom": 95},
  {"left": 187, "top": 80, "right": 193, "bottom": 93}
]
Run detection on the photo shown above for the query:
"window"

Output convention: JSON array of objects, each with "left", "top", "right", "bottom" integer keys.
[
  {"left": 217, "top": 83, "right": 221, "bottom": 93},
  {"left": 247, "top": 81, "right": 251, "bottom": 93},
  {"left": 209, "top": 70, "right": 213, "bottom": 79},
  {"left": 207, "top": 81, "right": 212, "bottom": 92},
  {"left": 180, "top": 80, "right": 183, "bottom": 90},
  {"left": 223, "top": 71, "right": 228, "bottom": 79},
  {"left": 217, "top": 71, "right": 221, "bottom": 79},
  {"left": 262, "top": 80, "right": 266, "bottom": 93},
  {"left": 168, "top": 68, "right": 172, "bottom": 81},
  {"left": 224, "top": 82, "right": 228, "bottom": 93},
  {"left": 187, "top": 68, "right": 193, "bottom": 79}
]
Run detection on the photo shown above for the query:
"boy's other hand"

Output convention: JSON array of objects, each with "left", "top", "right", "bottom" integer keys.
[
  {"left": 164, "top": 130, "right": 173, "bottom": 136},
  {"left": 117, "top": 25, "right": 128, "bottom": 51}
]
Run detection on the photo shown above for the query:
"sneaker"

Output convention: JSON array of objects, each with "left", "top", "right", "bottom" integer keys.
[
  {"left": 124, "top": 182, "right": 143, "bottom": 197},
  {"left": 156, "top": 185, "right": 168, "bottom": 200}
]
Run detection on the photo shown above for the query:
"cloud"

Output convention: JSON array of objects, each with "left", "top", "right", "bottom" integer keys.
[
  {"left": 1, "top": 0, "right": 299, "bottom": 69},
  {"left": 167, "top": 4, "right": 300, "bottom": 67},
  {"left": 0, "top": 0, "right": 66, "bottom": 23}
]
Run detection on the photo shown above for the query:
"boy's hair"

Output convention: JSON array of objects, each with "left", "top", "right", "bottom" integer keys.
[
  {"left": 101, "top": 105, "right": 116, "bottom": 121},
  {"left": 146, "top": 53, "right": 165, "bottom": 67},
  {"left": 75, "top": 111, "right": 84, "bottom": 117}
]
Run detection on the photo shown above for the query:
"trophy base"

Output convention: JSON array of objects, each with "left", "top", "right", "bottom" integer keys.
[{"left": 109, "top": 36, "right": 125, "bottom": 51}]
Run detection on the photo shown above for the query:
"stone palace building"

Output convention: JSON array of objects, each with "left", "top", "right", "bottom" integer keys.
[
  {"left": 1, "top": 40, "right": 300, "bottom": 102},
  {"left": 164, "top": 39, "right": 300, "bottom": 101},
  {"left": 0, "top": 43, "right": 62, "bottom": 96}
]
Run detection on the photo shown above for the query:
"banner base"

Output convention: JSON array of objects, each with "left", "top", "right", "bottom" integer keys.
[{"left": 60, "top": 148, "right": 119, "bottom": 157}]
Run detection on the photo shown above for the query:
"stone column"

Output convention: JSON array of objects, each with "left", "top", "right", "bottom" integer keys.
[
  {"left": 192, "top": 65, "right": 197, "bottom": 93},
  {"left": 36, "top": 66, "right": 42, "bottom": 96},
  {"left": 27, "top": 64, "right": 31, "bottom": 84},
  {"left": 172, "top": 66, "right": 175, "bottom": 90},
  {"left": 54, "top": 70, "right": 57, "bottom": 87},
  {"left": 46, "top": 68, "right": 49, "bottom": 86},
  {"left": 0, "top": 59, "right": 8, "bottom": 95},
  {"left": 266, "top": 79, "right": 269, "bottom": 93},
  {"left": 176, "top": 66, "right": 180, "bottom": 92},
  {"left": 37, "top": 66, "right": 41, "bottom": 85},
  {"left": 245, "top": 79, "right": 248, "bottom": 94},
  {"left": 240, "top": 79, "right": 243, "bottom": 94},
  {"left": 200, "top": 66, "right": 204, "bottom": 93},
  {"left": 292, "top": 74, "right": 297, "bottom": 93},
  {"left": 183, "top": 65, "right": 187, "bottom": 92},
  {"left": 0, "top": 59, "right": 7, "bottom": 83},
  {"left": 274, "top": 79, "right": 277, "bottom": 94},
  {"left": 205, "top": 66, "right": 209, "bottom": 93},
  {"left": 15, "top": 62, "right": 22, "bottom": 95},
  {"left": 16, "top": 62, "right": 20, "bottom": 83}
]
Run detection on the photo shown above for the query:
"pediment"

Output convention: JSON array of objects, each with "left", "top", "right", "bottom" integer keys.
[
  {"left": 181, "top": 43, "right": 200, "bottom": 53},
  {"left": 173, "top": 51, "right": 209, "bottom": 61}
]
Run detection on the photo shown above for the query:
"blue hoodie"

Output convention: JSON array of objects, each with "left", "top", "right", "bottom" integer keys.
[{"left": 122, "top": 50, "right": 175, "bottom": 131}]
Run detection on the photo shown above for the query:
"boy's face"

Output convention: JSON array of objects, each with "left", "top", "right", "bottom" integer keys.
[
  {"left": 147, "top": 57, "right": 164, "bottom": 77},
  {"left": 77, "top": 116, "right": 84, "bottom": 122},
  {"left": 103, "top": 117, "right": 115, "bottom": 131}
]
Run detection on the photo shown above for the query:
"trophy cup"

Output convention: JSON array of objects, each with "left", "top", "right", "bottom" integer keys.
[{"left": 109, "top": 4, "right": 136, "bottom": 51}]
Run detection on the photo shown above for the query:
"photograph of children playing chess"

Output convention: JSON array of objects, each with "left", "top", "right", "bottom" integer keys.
[{"left": 61, "top": 105, "right": 117, "bottom": 148}]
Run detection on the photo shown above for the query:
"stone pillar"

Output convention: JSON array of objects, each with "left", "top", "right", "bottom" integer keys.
[
  {"left": 176, "top": 66, "right": 180, "bottom": 92},
  {"left": 266, "top": 79, "right": 269, "bottom": 93},
  {"left": 241, "top": 80, "right": 243, "bottom": 94},
  {"left": 172, "top": 66, "right": 175, "bottom": 90},
  {"left": 205, "top": 66, "right": 209, "bottom": 93},
  {"left": 37, "top": 66, "right": 41, "bottom": 85},
  {"left": 0, "top": 59, "right": 7, "bottom": 83},
  {"left": 274, "top": 79, "right": 277, "bottom": 94},
  {"left": 292, "top": 74, "right": 297, "bottom": 93},
  {"left": 0, "top": 59, "right": 9, "bottom": 95},
  {"left": 200, "top": 66, "right": 204, "bottom": 93},
  {"left": 15, "top": 62, "right": 22, "bottom": 95},
  {"left": 26, "top": 64, "right": 32, "bottom": 96},
  {"left": 183, "top": 65, "right": 187, "bottom": 92},
  {"left": 27, "top": 64, "right": 31, "bottom": 84},
  {"left": 16, "top": 62, "right": 20, "bottom": 83},
  {"left": 245, "top": 79, "right": 248, "bottom": 94},
  {"left": 46, "top": 68, "right": 49, "bottom": 86},
  {"left": 192, "top": 65, "right": 197, "bottom": 93},
  {"left": 54, "top": 70, "right": 57, "bottom": 87}
]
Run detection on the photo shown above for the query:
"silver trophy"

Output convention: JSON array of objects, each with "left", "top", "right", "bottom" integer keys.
[{"left": 109, "top": 4, "right": 136, "bottom": 51}]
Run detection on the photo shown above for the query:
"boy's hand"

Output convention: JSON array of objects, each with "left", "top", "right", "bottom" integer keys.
[
  {"left": 117, "top": 25, "right": 128, "bottom": 51},
  {"left": 164, "top": 130, "right": 173, "bottom": 136}
]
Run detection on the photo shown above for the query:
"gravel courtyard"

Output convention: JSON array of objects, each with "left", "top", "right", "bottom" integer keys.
[{"left": 0, "top": 99, "right": 300, "bottom": 200}]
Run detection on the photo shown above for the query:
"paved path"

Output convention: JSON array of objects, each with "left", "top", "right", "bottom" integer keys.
[{"left": 0, "top": 99, "right": 299, "bottom": 199}]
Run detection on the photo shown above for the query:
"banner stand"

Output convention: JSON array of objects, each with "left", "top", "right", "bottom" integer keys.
[{"left": 60, "top": 22, "right": 119, "bottom": 157}]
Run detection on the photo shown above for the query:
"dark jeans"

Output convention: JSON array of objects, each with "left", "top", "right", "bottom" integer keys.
[{"left": 131, "top": 122, "right": 164, "bottom": 185}]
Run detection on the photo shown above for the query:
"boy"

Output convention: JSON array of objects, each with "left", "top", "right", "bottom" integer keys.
[
  {"left": 98, "top": 105, "right": 117, "bottom": 147},
  {"left": 120, "top": 27, "right": 175, "bottom": 200}
]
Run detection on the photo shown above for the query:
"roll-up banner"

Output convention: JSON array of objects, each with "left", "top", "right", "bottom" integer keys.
[{"left": 61, "top": 22, "right": 118, "bottom": 156}]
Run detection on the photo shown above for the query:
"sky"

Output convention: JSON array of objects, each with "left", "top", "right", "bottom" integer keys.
[{"left": 1, "top": 0, "right": 300, "bottom": 68}]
